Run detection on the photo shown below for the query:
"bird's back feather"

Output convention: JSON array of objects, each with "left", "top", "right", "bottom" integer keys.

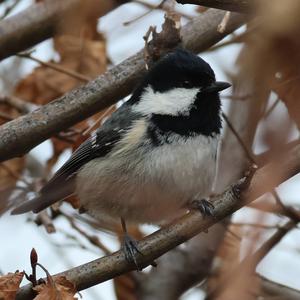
[{"left": 11, "top": 104, "right": 141, "bottom": 214}]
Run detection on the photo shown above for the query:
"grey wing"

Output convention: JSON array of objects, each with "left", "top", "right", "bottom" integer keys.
[{"left": 11, "top": 104, "right": 141, "bottom": 214}]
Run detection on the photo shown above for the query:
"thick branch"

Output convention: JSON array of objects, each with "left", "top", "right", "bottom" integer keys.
[
  {"left": 0, "top": 10, "right": 246, "bottom": 162},
  {"left": 260, "top": 275, "right": 300, "bottom": 300},
  {"left": 176, "top": 0, "right": 253, "bottom": 13},
  {"left": 138, "top": 224, "right": 226, "bottom": 300},
  {"left": 0, "top": 0, "right": 128, "bottom": 61},
  {"left": 16, "top": 143, "right": 300, "bottom": 299}
]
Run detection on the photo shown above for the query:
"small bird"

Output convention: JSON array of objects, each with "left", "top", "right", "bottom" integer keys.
[{"left": 12, "top": 49, "right": 230, "bottom": 267}]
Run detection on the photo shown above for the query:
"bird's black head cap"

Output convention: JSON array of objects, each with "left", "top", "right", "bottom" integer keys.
[
  {"left": 128, "top": 49, "right": 230, "bottom": 140},
  {"left": 146, "top": 48, "right": 216, "bottom": 93}
]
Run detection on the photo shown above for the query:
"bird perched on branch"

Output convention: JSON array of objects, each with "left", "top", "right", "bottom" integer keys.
[{"left": 12, "top": 49, "right": 230, "bottom": 268}]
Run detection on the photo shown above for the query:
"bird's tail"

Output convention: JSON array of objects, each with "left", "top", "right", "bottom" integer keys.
[
  {"left": 11, "top": 195, "right": 47, "bottom": 214},
  {"left": 11, "top": 179, "right": 75, "bottom": 215}
]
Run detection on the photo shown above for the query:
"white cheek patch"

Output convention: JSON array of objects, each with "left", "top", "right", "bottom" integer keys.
[{"left": 133, "top": 86, "right": 199, "bottom": 116}]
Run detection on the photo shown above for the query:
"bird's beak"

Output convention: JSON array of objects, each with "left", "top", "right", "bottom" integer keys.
[{"left": 203, "top": 81, "right": 231, "bottom": 93}]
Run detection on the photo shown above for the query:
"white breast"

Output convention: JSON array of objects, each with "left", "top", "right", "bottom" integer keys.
[
  {"left": 76, "top": 133, "right": 219, "bottom": 225},
  {"left": 145, "top": 134, "right": 218, "bottom": 196}
]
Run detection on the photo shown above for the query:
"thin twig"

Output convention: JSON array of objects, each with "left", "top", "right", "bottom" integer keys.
[
  {"left": 63, "top": 212, "right": 111, "bottom": 255},
  {"left": 231, "top": 222, "right": 280, "bottom": 230},
  {"left": 260, "top": 274, "right": 300, "bottom": 300},
  {"left": 0, "top": 0, "right": 21, "bottom": 19},
  {"left": 82, "top": 105, "right": 116, "bottom": 136},
  {"left": 206, "top": 220, "right": 295, "bottom": 299},
  {"left": 125, "top": 0, "right": 192, "bottom": 26},
  {"left": 222, "top": 112, "right": 256, "bottom": 164},
  {"left": 124, "top": 0, "right": 167, "bottom": 26},
  {"left": 54, "top": 227, "right": 99, "bottom": 255},
  {"left": 0, "top": 94, "right": 37, "bottom": 113},
  {"left": 53, "top": 133, "right": 76, "bottom": 145},
  {"left": 175, "top": 0, "right": 253, "bottom": 13},
  {"left": 0, "top": 162, "right": 30, "bottom": 186},
  {"left": 221, "top": 93, "right": 253, "bottom": 101},
  {"left": 0, "top": 111, "right": 13, "bottom": 121},
  {"left": 208, "top": 32, "right": 244, "bottom": 52},
  {"left": 226, "top": 228, "right": 242, "bottom": 241},
  {"left": 143, "top": 26, "right": 156, "bottom": 70},
  {"left": 217, "top": 11, "right": 231, "bottom": 33},
  {"left": 36, "top": 262, "right": 55, "bottom": 286},
  {"left": 17, "top": 53, "right": 91, "bottom": 83},
  {"left": 264, "top": 97, "right": 280, "bottom": 119},
  {"left": 222, "top": 112, "right": 300, "bottom": 222},
  {"left": 35, "top": 211, "right": 56, "bottom": 234},
  {"left": 271, "top": 190, "right": 300, "bottom": 223}
]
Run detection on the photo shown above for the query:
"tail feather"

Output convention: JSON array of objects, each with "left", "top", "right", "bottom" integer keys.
[
  {"left": 11, "top": 179, "right": 75, "bottom": 215},
  {"left": 11, "top": 195, "right": 46, "bottom": 214}
]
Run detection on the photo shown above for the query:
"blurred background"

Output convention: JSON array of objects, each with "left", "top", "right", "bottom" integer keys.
[{"left": 0, "top": 0, "right": 300, "bottom": 299}]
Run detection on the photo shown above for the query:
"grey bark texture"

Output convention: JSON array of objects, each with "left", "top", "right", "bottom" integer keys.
[
  {"left": 0, "top": 10, "right": 246, "bottom": 162},
  {"left": 0, "top": 0, "right": 128, "bottom": 61}
]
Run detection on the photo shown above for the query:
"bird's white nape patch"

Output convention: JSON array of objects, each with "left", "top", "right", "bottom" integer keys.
[{"left": 133, "top": 86, "right": 199, "bottom": 116}]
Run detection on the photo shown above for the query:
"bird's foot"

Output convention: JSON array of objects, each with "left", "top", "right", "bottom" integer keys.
[
  {"left": 122, "top": 233, "right": 143, "bottom": 271},
  {"left": 122, "top": 234, "right": 158, "bottom": 271},
  {"left": 189, "top": 198, "right": 215, "bottom": 217}
]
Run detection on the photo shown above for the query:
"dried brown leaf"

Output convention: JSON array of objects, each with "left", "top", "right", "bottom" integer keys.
[
  {"left": 0, "top": 159, "right": 26, "bottom": 214},
  {"left": 114, "top": 273, "right": 138, "bottom": 300},
  {"left": 0, "top": 160, "right": 25, "bottom": 188},
  {"left": 33, "top": 276, "right": 77, "bottom": 300},
  {"left": 0, "top": 103, "right": 25, "bottom": 205},
  {"left": 0, "top": 103, "right": 19, "bottom": 124},
  {"left": 13, "top": 0, "right": 108, "bottom": 195},
  {"left": 273, "top": 70, "right": 300, "bottom": 129},
  {"left": 0, "top": 271, "right": 24, "bottom": 300}
]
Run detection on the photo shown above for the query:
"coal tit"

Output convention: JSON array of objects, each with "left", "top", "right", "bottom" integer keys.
[{"left": 12, "top": 49, "right": 230, "bottom": 266}]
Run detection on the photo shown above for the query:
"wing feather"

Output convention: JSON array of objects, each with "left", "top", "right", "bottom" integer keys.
[{"left": 11, "top": 104, "right": 142, "bottom": 214}]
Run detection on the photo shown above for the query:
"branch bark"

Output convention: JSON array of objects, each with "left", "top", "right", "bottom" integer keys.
[
  {"left": 16, "top": 142, "right": 300, "bottom": 300},
  {"left": 176, "top": 0, "right": 253, "bottom": 13},
  {"left": 0, "top": 9, "right": 246, "bottom": 162},
  {"left": 138, "top": 224, "right": 227, "bottom": 300},
  {"left": 0, "top": 0, "right": 128, "bottom": 61},
  {"left": 260, "top": 275, "right": 300, "bottom": 300}
]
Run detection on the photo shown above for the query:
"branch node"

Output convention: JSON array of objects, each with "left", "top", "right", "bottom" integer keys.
[{"left": 232, "top": 164, "right": 257, "bottom": 199}]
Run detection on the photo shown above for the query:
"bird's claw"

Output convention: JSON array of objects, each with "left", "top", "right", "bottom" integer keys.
[
  {"left": 122, "top": 234, "right": 143, "bottom": 271},
  {"left": 190, "top": 199, "right": 215, "bottom": 217}
]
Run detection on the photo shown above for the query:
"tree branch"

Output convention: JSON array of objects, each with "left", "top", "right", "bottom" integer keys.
[
  {"left": 16, "top": 53, "right": 91, "bottom": 83},
  {"left": 0, "top": 9, "right": 246, "bottom": 162},
  {"left": 0, "top": 0, "right": 128, "bottom": 61},
  {"left": 138, "top": 224, "right": 227, "bottom": 300},
  {"left": 16, "top": 143, "right": 300, "bottom": 299},
  {"left": 206, "top": 220, "right": 295, "bottom": 299},
  {"left": 0, "top": 94, "right": 37, "bottom": 114},
  {"left": 260, "top": 275, "right": 300, "bottom": 300},
  {"left": 176, "top": 0, "right": 253, "bottom": 13}
]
